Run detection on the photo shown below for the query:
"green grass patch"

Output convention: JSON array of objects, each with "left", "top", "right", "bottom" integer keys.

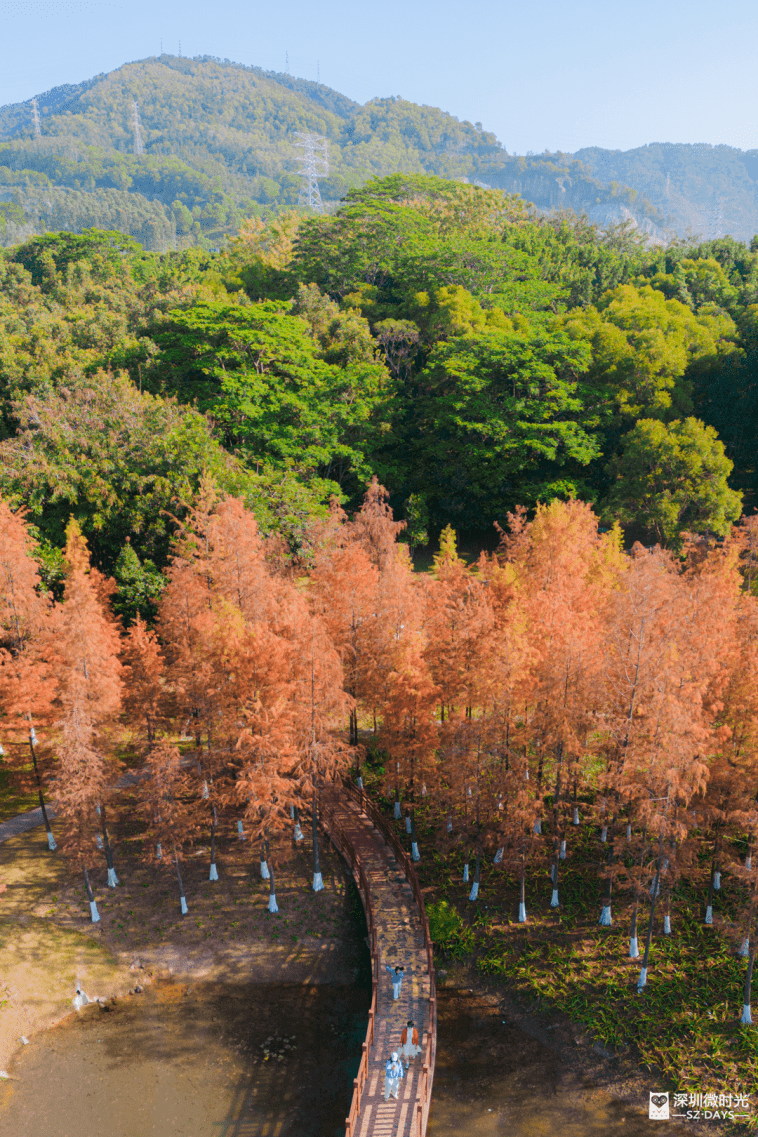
[{"left": 0, "top": 767, "right": 40, "bottom": 823}]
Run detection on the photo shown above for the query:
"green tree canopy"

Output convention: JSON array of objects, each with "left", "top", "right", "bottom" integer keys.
[
  {"left": 564, "top": 283, "right": 738, "bottom": 426},
  {"left": 387, "top": 319, "right": 598, "bottom": 529},
  {"left": 604, "top": 416, "right": 742, "bottom": 547},
  {"left": 0, "top": 370, "right": 258, "bottom": 570},
  {"left": 147, "top": 298, "right": 391, "bottom": 492}
]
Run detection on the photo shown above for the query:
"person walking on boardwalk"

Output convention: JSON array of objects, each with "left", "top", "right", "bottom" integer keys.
[
  {"left": 401, "top": 1019, "right": 421, "bottom": 1070},
  {"left": 386, "top": 963, "right": 405, "bottom": 1000},
  {"left": 385, "top": 1051, "right": 405, "bottom": 1100}
]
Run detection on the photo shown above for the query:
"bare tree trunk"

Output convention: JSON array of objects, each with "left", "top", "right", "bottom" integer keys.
[
  {"left": 599, "top": 815, "right": 615, "bottom": 925},
  {"left": 209, "top": 805, "right": 219, "bottom": 881},
  {"left": 410, "top": 808, "right": 420, "bottom": 861},
  {"left": 637, "top": 834, "right": 665, "bottom": 990},
  {"left": 629, "top": 828, "right": 647, "bottom": 957},
  {"left": 469, "top": 845, "right": 481, "bottom": 901},
  {"left": 742, "top": 941, "right": 757, "bottom": 1024},
  {"left": 518, "top": 860, "right": 527, "bottom": 922},
  {"left": 29, "top": 729, "right": 55, "bottom": 850},
  {"left": 174, "top": 851, "right": 188, "bottom": 914},
  {"left": 550, "top": 745, "right": 563, "bottom": 907},
  {"left": 268, "top": 856, "right": 278, "bottom": 913},
  {"left": 705, "top": 836, "right": 720, "bottom": 924},
  {"left": 260, "top": 838, "right": 270, "bottom": 879},
  {"left": 98, "top": 803, "right": 118, "bottom": 887},
  {"left": 83, "top": 866, "right": 99, "bottom": 923},
  {"left": 312, "top": 789, "right": 323, "bottom": 891}
]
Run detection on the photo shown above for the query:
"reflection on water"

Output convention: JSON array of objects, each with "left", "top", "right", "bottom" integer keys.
[
  {"left": 0, "top": 980, "right": 370, "bottom": 1137},
  {"left": 428, "top": 987, "right": 683, "bottom": 1135}
]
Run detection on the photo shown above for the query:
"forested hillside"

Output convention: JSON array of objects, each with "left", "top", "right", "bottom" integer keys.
[
  {"left": 0, "top": 55, "right": 659, "bottom": 249},
  {"left": 0, "top": 174, "right": 756, "bottom": 603}
]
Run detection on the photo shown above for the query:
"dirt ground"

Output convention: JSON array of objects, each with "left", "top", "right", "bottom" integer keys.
[
  {"left": 0, "top": 815, "right": 366, "bottom": 1077},
  {"left": 432, "top": 962, "right": 717, "bottom": 1134}
]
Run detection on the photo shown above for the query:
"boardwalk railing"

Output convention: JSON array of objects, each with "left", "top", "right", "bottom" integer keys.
[
  {"left": 321, "top": 782, "right": 437, "bottom": 1137},
  {"left": 320, "top": 795, "right": 380, "bottom": 1135}
]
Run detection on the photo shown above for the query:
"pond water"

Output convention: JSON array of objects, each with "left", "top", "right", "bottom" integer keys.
[
  {"left": 1, "top": 979, "right": 689, "bottom": 1137},
  {"left": 428, "top": 986, "right": 685, "bottom": 1135},
  {"left": 0, "top": 980, "right": 370, "bottom": 1137}
]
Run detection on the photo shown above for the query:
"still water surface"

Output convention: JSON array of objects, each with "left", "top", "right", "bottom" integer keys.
[
  {"left": 0, "top": 980, "right": 369, "bottom": 1137},
  {"left": 1, "top": 979, "right": 687, "bottom": 1137}
]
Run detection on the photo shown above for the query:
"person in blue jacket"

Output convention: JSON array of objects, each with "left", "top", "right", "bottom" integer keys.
[
  {"left": 384, "top": 1051, "right": 404, "bottom": 1100},
  {"left": 385, "top": 963, "right": 404, "bottom": 1000}
]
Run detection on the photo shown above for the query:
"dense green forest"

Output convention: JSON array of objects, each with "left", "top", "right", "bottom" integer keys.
[{"left": 0, "top": 172, "right": 756, "bottom": 607}]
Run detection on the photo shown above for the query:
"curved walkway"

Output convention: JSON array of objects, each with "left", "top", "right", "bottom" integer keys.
[{"left": 322, "top": 784, "right": 437, "bottom": 1137}]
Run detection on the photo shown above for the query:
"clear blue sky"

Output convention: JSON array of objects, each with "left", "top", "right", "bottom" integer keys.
[{"left": 1, "top": 0, "right": 757, "bottom": 154}]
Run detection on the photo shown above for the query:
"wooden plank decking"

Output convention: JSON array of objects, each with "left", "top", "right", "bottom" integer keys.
[{"left": 322, "top": 787, "right": 436, "bottom": 1137}]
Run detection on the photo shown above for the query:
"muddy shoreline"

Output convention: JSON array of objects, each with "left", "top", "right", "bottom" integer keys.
[
  {"left": 0, "top": 818, "right": 367, "bottom": 1076},
  {"left": 433, "top": 960, "right": 727, "bottom": 1134}
]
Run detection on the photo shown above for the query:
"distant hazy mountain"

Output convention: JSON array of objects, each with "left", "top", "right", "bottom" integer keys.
[
  {"left": 1, "top": 56, "right": 755, "bottom": 250},
  {"left": 569, "top": 143, "right": 758, "bottom": 244}
]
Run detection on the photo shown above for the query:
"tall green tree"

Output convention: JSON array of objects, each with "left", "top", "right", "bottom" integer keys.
[{"left": 604, "top": 417, "right": 742, "bottom": 546}]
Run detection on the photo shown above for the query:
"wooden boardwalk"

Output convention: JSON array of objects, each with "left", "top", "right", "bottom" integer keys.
[{"left": 322, "top": 786, "right": 437, "bottom": 1137}]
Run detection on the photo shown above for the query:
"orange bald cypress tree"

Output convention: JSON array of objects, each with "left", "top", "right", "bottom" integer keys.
[
  {"left": 501, "top": 501, "right": 614, "bottom": 909},
  {"left": 136, "top": 738, "right": 202, "bottom": 914},
  {"left": 47, "top": 520, "right": 123, "bottom": 919},
  {"left": 310, "top": 529, "right": 379, "bottom": 750},
  {"left": 121, "top": 617, "right": 167, "bottom": 748},
  {"left": 0, "top": 498, "right": 57, "bottom": 849}
]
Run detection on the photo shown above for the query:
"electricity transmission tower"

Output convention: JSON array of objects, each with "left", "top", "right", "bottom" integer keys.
[
  {"left": 294, "top": 132, "right": 328, "bottom": 212},
  {"left": 132, "top": 100, "right": 144, "bottom": 156},
  {"left": 708, "top": 199, "right": 723, "bottom": 240},
  {"left": 31, "top": 97, "right": 41, "bottom": 138}
]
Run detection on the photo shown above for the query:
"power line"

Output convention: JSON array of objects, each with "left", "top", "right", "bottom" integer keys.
[
  {"left": 31, "top": 97, "right": 41, "bottom": 138},
  {"left": 132, "top": 100, "right": 144, "bottom": 157},
  {"left": 294, "top": 132, "right": 328, "bottom": 213}
]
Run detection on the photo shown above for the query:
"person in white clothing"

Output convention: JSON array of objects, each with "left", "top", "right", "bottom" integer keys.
[
  {"left": 384, "top": 1051, "right": 404, "bottom": 1100},
  {"left": 400, "top": 1019, "right": 422, "bottom": 1070}
]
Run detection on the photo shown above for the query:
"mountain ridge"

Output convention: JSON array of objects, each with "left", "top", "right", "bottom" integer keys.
[{"left": 0, "top": 56, "right": 756, "bottom": 249}]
